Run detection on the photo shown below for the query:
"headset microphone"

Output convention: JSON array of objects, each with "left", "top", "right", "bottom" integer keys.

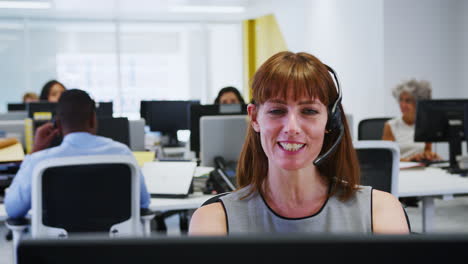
[{"left": 313, "top": 65, "right": 344, "bottom": 166}]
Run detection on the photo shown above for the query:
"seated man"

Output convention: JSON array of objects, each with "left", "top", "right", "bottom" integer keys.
[{"left": 5, "top": 89, "right": 150, "bottom": 218}]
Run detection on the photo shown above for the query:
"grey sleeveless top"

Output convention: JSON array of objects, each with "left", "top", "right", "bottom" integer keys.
[{"left": 219, "top": 185, "right": 373, "bottom": 233}]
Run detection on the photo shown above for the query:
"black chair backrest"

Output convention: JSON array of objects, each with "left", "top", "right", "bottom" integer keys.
[
  {"left": 42, "top": 163, "right": 132, "bottom": 233},
  {"left": 356, "top": 148, "right": 394, "bottom": 193},
  {"left": 357, "top": 117, "right": 392, "bottom": 140}
]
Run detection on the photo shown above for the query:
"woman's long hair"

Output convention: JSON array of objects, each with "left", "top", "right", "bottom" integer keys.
[{"left": 236, "top": 51, "right": 360, "bottom": 201}]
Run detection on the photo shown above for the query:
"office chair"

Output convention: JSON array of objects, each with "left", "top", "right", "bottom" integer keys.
[
  {"left": 6, "top": 155, "right": 155, "bottom": 264},
  {"left": 357, "top": 117, "right": 392, "bottom": 140},
  {"left": 354, "top": 140, "right": 400, "bottom": 196},
  {"left": 354, "top": 140, "right": 415, "bottom": 232}
]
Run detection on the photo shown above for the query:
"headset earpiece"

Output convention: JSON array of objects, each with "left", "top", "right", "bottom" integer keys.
[{"left": 313, "top": 65, "right": 345, "bottom": 166}]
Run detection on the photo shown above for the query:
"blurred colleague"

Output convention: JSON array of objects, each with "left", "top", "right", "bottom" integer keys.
[
  {"left": 214, "top": 86, "right": 245, "bottom": 105},
  {"left": 189, "top": 51, "right": 409, "bottom": 235},
  {"left": 382, "top": 79, "right": 441, "bottom": 162},
  {"left": 5, "top": 89, "right": 150, "bottom": 218},
  {"left": 22, "top": 92, "right": 39, "bottom": 103},
  {"left": 40, "top": 80, "right": 66, "bottom": 103}
]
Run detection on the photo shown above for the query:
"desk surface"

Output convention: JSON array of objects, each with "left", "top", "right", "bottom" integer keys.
[
  {"left": 398, "top": 167, "right": 468, "bottom": 197},
  {"left": 150, "top": 192, "right": 214, "bottom": 211},
  {"left": 0, "top": 193, "right": 215, "bottom": 220}
]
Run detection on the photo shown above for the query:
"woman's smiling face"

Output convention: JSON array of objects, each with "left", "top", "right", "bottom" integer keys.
[{"left": 249, "top": 96, "right": 328, "bottom": 171}]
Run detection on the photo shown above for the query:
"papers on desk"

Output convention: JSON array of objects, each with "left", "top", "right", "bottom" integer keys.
[
  {"left": 142, "top": 161, "right": 197, "bottom": 198},
  {"left": 0, "top": 138, "right": 24, "bottom": 162},
  {"left": 132, "top": 151, "right": 155, "bottom": 167},
  {"left": 400, "top": 161, "right": 425, "bottom": 170}
]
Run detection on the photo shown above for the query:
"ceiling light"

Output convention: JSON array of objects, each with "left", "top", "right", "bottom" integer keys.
[
  {"left": 0, "top": 1, "right": 52, "bottom": 9},
  {"left": 169, "top": 5, "right": 245, "bottom": 13}
]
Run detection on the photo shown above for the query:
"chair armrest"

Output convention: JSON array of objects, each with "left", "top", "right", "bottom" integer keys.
[
  {"left": 140, "top": 208, "right": 156, "bottom": 220},
  {"left": 140, "top": 208, "right": 156, "bottom": 237},
  {"left": 5, "top": 217, "right": 30, "bottom": 249},
  {"left": 5, "top": 217, "right": 30, "bottom": 231}
]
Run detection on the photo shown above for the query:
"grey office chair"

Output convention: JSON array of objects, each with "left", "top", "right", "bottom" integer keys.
[
  {"left": 357, "top": 117, "right": 392, "bottom": 140},
  {"left": 354, "top": 140, "right": 400, "bottom": 196},
  {"left": 6, "top": 155, "right": 155, "bottom": 264}
]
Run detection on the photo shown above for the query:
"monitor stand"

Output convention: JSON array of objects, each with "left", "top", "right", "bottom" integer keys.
[
  {"left": 161, "top": 131, "right": 184, "bottom": 148},
  {"left": 445, "top": 127, "right": 468, "bottom": 176}
]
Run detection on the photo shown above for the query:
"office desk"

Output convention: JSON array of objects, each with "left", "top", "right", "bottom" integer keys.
[
  {"left": 150, "top": 192, "right": 214, "bottom": 211},
  {"left": 398, "top": 167, "right": 468, "bottom": 233},
  {"left": 0, "top": 193, "right": 214, "bottom": 221}
]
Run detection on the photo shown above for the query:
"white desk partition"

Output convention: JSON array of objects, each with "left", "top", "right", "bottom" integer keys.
[{"left": 200, "top": 115, "right": 248, "bottom": 167}]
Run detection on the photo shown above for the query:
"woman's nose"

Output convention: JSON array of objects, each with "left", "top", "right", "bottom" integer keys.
[{"left": 284, "top": 113, "right": 300, "bottom": 135}]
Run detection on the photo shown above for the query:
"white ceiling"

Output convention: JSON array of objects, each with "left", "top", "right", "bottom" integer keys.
[{"left": 0, "top": 0, "right": 267, "bottom": 22}]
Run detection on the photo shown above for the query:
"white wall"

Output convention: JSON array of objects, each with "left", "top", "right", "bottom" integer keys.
[
  {"left": 459, "top": 0, "right": 468, "bottom": 99},
  {"left": 254, "top": 0, "right": 467, "bottom": 143},
  {"left": 303, "top": 0, "right": 384, "bottom": 137},
  {"left": 250, "top": 0, "right": 385, "bottom": 137},
  {"left": 383, "top": 0, "right": 461, "bottom": 116}
]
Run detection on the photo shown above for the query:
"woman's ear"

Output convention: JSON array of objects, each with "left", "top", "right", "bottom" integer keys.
[{"left": 247, "top": 104, "right": 260, "bottom": 132}]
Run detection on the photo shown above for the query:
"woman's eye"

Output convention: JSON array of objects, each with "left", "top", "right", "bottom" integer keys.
[
  {"left": 268, "top": 109, "right": 285, "bottom": 115},
  {"left": 302, "top": 108, "right": 318, "bottom": 115}
]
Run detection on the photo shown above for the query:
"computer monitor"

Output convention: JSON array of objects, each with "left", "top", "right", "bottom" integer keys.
[
  {"left": 415, "top": 99, "right": 468, "bottom": 174},
  {"left": 17, "top": 234, "right": 468, "bottom": 264},
  {"left": 96, "top": 102, "right": 113, "bottom": 118},
  {"left": 143, "top": 100, "right": 200, "bottom": 147},
  {"left": 97, "top": 117, "right": 130, "bottom": 147},
  {"left": 7, "top": 102, "right": 26, "bottom": 112},
  {"left": 189, "top": 104, "right": 247, "bottom": 158},
  {"left": 26, "top": 102, "right": 58, "bottom": 120},
  {"left": 140, "top": 100, "right": 149, "bottom": 122}
]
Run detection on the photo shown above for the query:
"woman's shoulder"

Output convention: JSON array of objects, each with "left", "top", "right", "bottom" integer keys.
[
  {"left": 189, "top": 202, "right": 227, "bottom": 235},
  {"left": 371, "top": 189, "right": 409, "bottom": 234}
]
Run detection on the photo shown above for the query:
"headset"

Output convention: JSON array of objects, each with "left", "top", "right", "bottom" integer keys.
[{"left": 313, "top": 65, "right": 345, "bottom": 166}]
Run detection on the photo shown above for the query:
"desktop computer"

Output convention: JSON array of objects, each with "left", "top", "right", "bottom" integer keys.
[
  {"left": 415, "top": 99, "right": 468, "bottom": 174},
  {"left": 141, "top": 100, "right": 200, "bottom": 147}
]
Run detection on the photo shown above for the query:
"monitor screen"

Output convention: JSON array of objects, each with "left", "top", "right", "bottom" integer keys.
[
  {"left": 97, "top": 117, "right": 130, "bottom": 147},
  {"left": 17, "top": 234, "right": 468, "bottom": 264},
  {"left": 143, "top": 100, "right": 200, "bottom": 146},
  {"left": 96, "top": 102, "right": 113, "bottom": 118},
  {"left": 189, "top": 104, "right": 247, "bottom": 158},
  {"left": 26, "top": 102, "right": 58, "bottom": 120},
  {"left": 7, "top": 102, "right": 26, "bottom": 112},
  {"left": 415, "top": 99, "right": 468, "bottom": 173},
  {"left": 140, "top": 100, "right": 149, "bottom": 122}
]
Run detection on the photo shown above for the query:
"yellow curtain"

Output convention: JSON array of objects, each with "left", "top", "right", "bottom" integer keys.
[{"left": 243, "top": 14, "right": 288, "bottom": 101}]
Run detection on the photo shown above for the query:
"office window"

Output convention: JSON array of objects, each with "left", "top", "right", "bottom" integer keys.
[
  {"left": 0, "top": 19, "right": 243, "bottom": 117},
  {"left": 0, "top": 20, "right": 27, "bottom": 111},
  {"left": 53, "top": 23, "right": 119, "bottom": 110},
  {"left": 119, "top": 23, "right": 199, "bottom": 118},
  {"left": 207, "top": 24, "right": 243, "bottom": 103}
]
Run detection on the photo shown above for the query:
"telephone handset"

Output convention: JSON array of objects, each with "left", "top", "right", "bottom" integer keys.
[
  {"left": 49, "top": 117, "right": 63, "bottom": 148},
  {"left": 203, "top": 156, "right": 237, "bottom": 194}
]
